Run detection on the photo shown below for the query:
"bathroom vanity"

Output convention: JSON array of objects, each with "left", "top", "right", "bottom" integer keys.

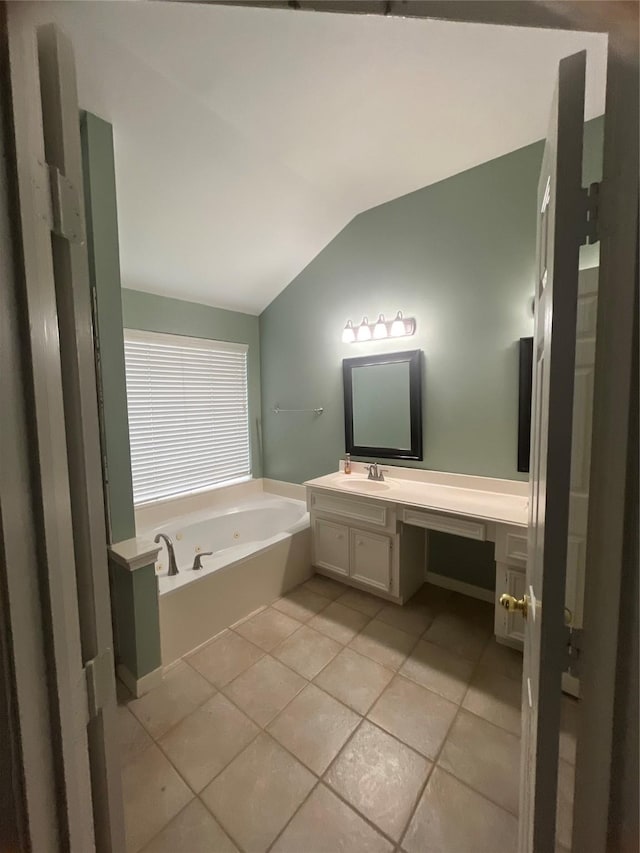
[{"left": 305, "top": 463, "right": 529, "bottom": 647}]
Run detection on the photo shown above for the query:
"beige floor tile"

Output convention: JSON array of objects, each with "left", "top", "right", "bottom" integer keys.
[
  {"left": 309, "top": 601, "right": 370, "bottom": 645},
  {"left": 403, "top": 767, "right": 518, "bottom": 853},
  {"left": 376, "top": 600, "right": 435, "bottom": 637},
  {"left": 234, "top": 607, "right": 302, "bottom": 651},
  {"left": 479, "top": 638, "right": 523, "bottom": 682},
  {"left": 559, "top": 696, "right": 579, "bottom": 765},
  {"left": 268, "top": 683, "right": 360, "bottom": 774},
  {"left": 118, "top": 705, "right": 153, "bottom": 766},
  {"left": 223, "top": 655, "right": 306, "bottom": 727},
  {"left": 412, "top": 583, "right": 452, "bottom": 611},
  {"left": 438, "top": 710, "right": 520, "bottom": 815},
  {"left": 158, "top": 693, "right": 259, "bottom": 792},
  {"left": 462, "top": 666, "right": 522, "bottom": 735},
  {"left": 400, "top": 639, "right": 475, "bottom": 704},
  {"left": 187, "top": 631, "right": 264, "bottom": 688},
  {"left": 273, "top": 625, "right": 341, "bottom": 679},
  {"left": 272, "top": 586, "right": 331, "bottom": 623},
  {"left": 423, "top": 610, "right": 491, "bottom": 662},
  {"left": 314, "top": 648, "right": 394, "bottom": 714},
  {"left": 271, "top": 784, "right": 393, "bottom": 853},
  {"left": 338, "top": 588, "right": 386, "bottom": 617},
  {"left": 325, "top": 720, "right": 431, "bottom": 841},
  {"left": 201, "top": 733, "right": 315, "bottom": 853},
  {"left": 128, "top": 662, "right": 215, "bottom": 739},
  {"left": 303, "top": 574, "right": 348, "bottom": 601},
  {"left": 122, "top": 742, "right": 193, "bottom": 853},
  {"left": 447, "top": 593, "right": 495, "bottom": 630},
  {"left": 368, "top": 675, "right": 457, "bottom": 759},
  {"left": 349, "top": 619, "right": 417, "bottom": 671},
  {"left": 556, "top": 758, "right": 575, "bottom": 849},
  {"left": 141, "top": 799, "right": 238, "bottom": 853}
]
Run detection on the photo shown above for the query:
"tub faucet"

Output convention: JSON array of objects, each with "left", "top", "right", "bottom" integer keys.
[
  {"left": 192, "top": 552, "right": 213, "bottom": 571},
  {"left": 154, "top": 533, "right": 179, "bottom": 576}
]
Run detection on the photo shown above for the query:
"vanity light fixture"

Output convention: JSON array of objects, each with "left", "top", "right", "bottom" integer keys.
[
  {"left": 391, "top": 310, "right": 407, "bottom": 337},
  {"left": 356, "top": 317, "right": 372, "bottom": 342},
  {"left": 342, "top": 320, "right": 356, "bottom": 343},
  {"left": 341, "top": 311, "right": 416, "bottom": 343},
  {"left": 373, "top": 314, "right": 388, "bottom": 339}
]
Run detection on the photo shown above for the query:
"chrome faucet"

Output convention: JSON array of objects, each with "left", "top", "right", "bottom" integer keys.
[
  {"left": 366, "top": 463, "right": 387, "bottom": 482},
  {"left": 154, "top": 533, "right": 179, "bottom": 576}
]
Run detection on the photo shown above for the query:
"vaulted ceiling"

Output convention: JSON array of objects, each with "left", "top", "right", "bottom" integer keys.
[{"left": 28, "top": 2, "right": 607, "bottom": 313}]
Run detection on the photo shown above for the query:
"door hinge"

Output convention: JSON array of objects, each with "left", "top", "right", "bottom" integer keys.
[
  {"left": 48, "top": 164, "right": 85, "bottom": 245},
  {"left": 85, "top": 648, "right": 115, "bottom": 719},
  {"left": 563, "top": 625, "right": 583, "bottom": 679},
  {"left": 581, "top": 181, "right": 600, "bottom": 246}
]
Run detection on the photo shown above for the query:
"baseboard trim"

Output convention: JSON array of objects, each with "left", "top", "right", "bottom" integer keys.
[
  {"left": 426, "top": 571, "right": 494, "bottom": 603},
  {"left": 116, "top": 663, "right": 163, "bottom": 698}
]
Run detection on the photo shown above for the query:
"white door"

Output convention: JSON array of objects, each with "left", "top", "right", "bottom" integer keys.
[
  {"left": 6, "top": 7, "right": 124, "bottom": 850},
  {"left": 517, "top": 50, "right": 589, "bottom": 852}
]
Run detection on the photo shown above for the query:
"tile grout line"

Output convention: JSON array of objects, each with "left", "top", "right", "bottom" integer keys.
[{"left": 396, "top": 631, "right": 498, "bottom": 849}]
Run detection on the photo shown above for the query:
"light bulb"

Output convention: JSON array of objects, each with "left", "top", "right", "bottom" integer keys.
[
  {"left": 373, "top": 314, "right": 387, "bottom": 339},
  {"left": 342, "top": 320, "right": 355, "bottom": 343},
  {"left": 357, "top": 317, "right": 372, "bottom": 342},
  {"left": 390, "top": 311, "right": 406, "bottom": 337}
]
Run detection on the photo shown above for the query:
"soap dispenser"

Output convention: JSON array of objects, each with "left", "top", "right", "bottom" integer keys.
[{"left": 344, "top": 453, "right": 352, "bottom": 474}]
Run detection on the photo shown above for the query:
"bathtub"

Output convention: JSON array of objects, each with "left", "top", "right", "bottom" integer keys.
[{"left": 146, "top": 493, "right": 312, "bottom": 664}]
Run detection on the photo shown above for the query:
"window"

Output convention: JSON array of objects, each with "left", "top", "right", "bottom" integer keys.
[{"left": 123, "top": 329, "right": 250, "bottom": 504}]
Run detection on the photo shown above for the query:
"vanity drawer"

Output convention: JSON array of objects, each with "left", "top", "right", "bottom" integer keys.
[
  {"left": 309, "top": 489, "right": 395, "bottom": 532},
  {"left": 312, "top": 518, "right": 349, "bottom": 576},
  {"left": 401, "top": 507, "right": 486, "bottom": 541},
  {"left": 496, "top": 525, "right": 529, "bottom": 567}
]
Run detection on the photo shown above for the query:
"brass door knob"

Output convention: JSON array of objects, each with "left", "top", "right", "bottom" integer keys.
[{"left": 499, "top": 593, "right": 528, "bottom": 619}]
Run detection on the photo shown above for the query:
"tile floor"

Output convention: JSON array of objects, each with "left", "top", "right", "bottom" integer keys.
[{"left": 117, "top": 576, "right": 578, "bottom": 853}]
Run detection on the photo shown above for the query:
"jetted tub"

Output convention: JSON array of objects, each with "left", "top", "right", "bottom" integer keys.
[{"left": 146, "top": 494, "right": 312, "bottom": 664}]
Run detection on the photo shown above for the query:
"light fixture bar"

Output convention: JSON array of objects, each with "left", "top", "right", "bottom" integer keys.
[{"left": 341, "top": 312, "right": 416, "bottom": 343}]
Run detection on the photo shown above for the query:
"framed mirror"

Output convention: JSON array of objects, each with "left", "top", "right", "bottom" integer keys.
[{"left": 343, "top": 350, "right": 423, "bottom": 460}]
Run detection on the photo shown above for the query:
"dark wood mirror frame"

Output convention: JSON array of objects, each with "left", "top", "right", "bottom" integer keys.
[{"left": 342, "top": 349, "right": 423, "bottom": 461}]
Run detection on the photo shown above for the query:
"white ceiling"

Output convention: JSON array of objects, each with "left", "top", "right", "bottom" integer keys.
[{"left": 28, "top": 2, "right": 607, "bottom": 314}]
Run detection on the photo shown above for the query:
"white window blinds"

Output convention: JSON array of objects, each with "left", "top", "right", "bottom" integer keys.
[{"left": 124, "top": 329, "right": 250, "bottom": 505}]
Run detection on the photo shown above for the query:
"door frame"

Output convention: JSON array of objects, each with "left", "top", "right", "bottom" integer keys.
[{"left": 0, "top": 0, "right": 636, "bottom": 849}]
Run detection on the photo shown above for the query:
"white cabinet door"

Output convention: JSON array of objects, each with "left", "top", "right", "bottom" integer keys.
[
  {"left": 495, "top": 564, "right": 526, "bottom": 645},
  {"left": 313, "top": 518, "right": 349, "bottom": 576},
  {"left": 350, "top": 529, "right": 392, "bottom": 592}
]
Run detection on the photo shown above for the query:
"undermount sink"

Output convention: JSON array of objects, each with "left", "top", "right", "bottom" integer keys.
[{"left": 338, "top": 478, "right": 391, "bottom": 492}]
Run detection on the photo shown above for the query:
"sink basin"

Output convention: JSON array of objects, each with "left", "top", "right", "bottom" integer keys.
[{"left": 339, "top": 478, "right": 391, "bottom": 492}]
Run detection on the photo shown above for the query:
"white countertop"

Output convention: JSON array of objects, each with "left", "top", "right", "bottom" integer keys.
[{"left": 304, "top": 465, "right": 528, "bottom": 528}]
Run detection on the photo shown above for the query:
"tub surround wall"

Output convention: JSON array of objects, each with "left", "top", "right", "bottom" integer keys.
[
  {"left": 160, "top": 529, "right": 311, "bottom": 665},
  {"left": 122, "top": 288, "right": 263, "bottom": 478},
  {"left": 259, "top": 117, "right": 604, "bottom": 486},
  {"left": 81, "top": 111, "right": 163, "bottom": 691}
]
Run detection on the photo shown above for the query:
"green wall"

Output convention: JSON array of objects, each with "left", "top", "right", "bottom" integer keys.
[
  {"left": 81, "top": 112, "right": 161, "bottom": 679},
  {"left": 259, "top": 118, "right": 604, "bottom": 487},
  {"left": 81, "top": 111, "right": 135, "bottom": 544},
  {"left": 121, "top": 289, "right": 263, "bottom": 479}
]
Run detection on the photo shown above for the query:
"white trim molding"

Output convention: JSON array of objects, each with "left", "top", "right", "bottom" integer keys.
[
  {"left": 108, "top": 537, "right": 161, "bottom": 572},
  {"left": 116, "top": 663, "right": 163, "bottom": 698},
  {"left": 426, "top": 570, "right": 494, "bottom": 603}
]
